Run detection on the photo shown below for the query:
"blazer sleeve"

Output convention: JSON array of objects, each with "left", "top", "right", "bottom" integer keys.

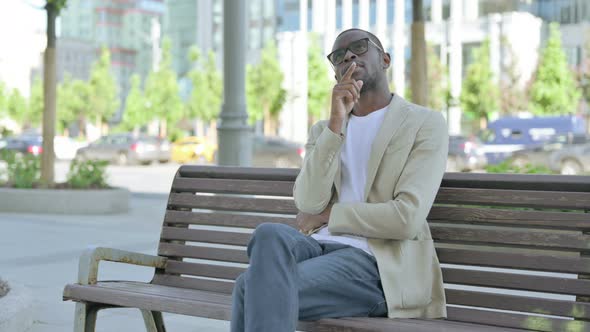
[
  {"left": 328, "top": 111, "right": 448, "bottom": 240},
  {"left": 293, "top": 122, "right": 344, "bottom": 215}
]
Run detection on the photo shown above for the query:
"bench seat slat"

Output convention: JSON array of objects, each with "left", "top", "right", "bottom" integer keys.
[
  {"left": 429, "top": 206, "right": 590, "bottom": 230},
  {"left": 446, "top": 306, "right": 589, "bottom": 332},
  {"left": 446, "top": 289, "right": 590, "bottom": 320},
  {"left": 172, "top": 177, "right": 294, "bottom": 196},
  {"left": 436, "top": 188, "right": 590, "bottom": 209},
  {"left": 158, "top": 243, "right": 590, "bottom": 275},
  {"left": 64, "top": 282, "right": 525, "bottom": 332},
  {"left": 168, "top": 193, "right": 298, "bottom": 214}
]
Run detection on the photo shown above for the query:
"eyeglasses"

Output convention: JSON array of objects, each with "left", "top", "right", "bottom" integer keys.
[{"left": 326, "top": 38, "right": 383, "bottom": 66}]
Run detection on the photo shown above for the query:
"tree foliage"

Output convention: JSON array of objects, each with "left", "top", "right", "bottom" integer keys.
[
  {"left": 499, "top": 37, "right": 528, "bottom": 114},
  {"left": 426, "top": 44, "right": 449, "bottom": 112},
  {"left": 460, "top": 39, "right": 499, "bottom": 127},
  {"left": 120, "top": 74, "right": 149, "bottom": 131},
  {"left": 307, "top": 33, "right": 333, "bottom": 123},
  {"left": 144, "top": 38, "right": 183, "bottom": 136},
  {"left": 186, "top": 47, "right": 222, "bottom": 123},
  {"left": 529, "top": 23, "right": 580, "bottom": 115},
  {"left": 246, "top": 41, "right": 286, "bottom": 134},
  {"left": 88, "top": 48, "right": 119, "bottom": 125},
  {"left": 57, "top": 75, "right": 90, "bottom": 134}
]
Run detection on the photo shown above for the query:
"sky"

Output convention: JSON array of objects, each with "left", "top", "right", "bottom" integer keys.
[{"left": 0, "top": 1, "right": 47, "bottom": 96}]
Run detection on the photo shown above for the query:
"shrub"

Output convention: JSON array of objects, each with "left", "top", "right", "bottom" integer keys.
[
  {"left": 0, "top": 151, "right": 41, "bottom": 188},
  {"left": 485, "top": 160, "right": 556, "bottom": 174},
  {"left": 67, "top": 159, "right": 109, "bottom": 189},
  {"left": 0, "top": 278, "right": 9, "bottom": 298}
]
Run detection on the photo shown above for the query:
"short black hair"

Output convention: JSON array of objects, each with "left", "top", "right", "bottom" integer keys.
[{"left": 335, "top": 28, "right": 384, "bottom": 51}]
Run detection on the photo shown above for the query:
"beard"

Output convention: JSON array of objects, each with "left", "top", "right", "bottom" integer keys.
[{"left": 360, "top": 73, "right": 378, "bottom": 94}]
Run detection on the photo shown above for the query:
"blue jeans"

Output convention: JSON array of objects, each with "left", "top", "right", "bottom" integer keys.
[{"left": 231, "top": 223, "right": 387, "bottom": 332}]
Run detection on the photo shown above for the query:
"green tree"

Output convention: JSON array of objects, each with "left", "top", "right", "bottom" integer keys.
[
  {"left": 307, "top": 33, "right": 334, "bottom": 127},
  {"left": 426, "top": 44, "right": 449, "bottom": 112},
  {"left": 57, "top": 75, "right": 90, "bottom": 136},
  {"left": 6, "top": 89, "right": 29, "bottom": 128},
  {"left": 186, "top": 47, "right": 222, "bottom": 136},
  {"left": 29, "top": 77, "right": 44, "bottom": 127},
  {"left": 144, "top": 38, "right": 183, "bottom": 138},
  {"left": 499, "top": 37, "right": 528, "bottom": 115},
  {"left": 529, "top": 23, "right": 581, "bottom": 115},
  {"left": 88, "top": 48, "right": 119, "bottom": 130},
  {"left": 460, "top": 39, "right": 499, "bottom": 129},
  {"left": 576, "top": 31, "right": 590, "bottom": 109},
  {"left": 120, "top": 74, "right": 149, "bottom": 133},
  {"left": 0, "top": 82, "right": 7, "bottom": 118},
  {"left": 246, "top": 41, "right": 287, "bottom": 135}
]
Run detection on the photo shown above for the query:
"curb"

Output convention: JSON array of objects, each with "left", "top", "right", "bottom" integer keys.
[
  {"left": 0, "top": 281, "right": 35, "bottom": 332},
  {"left": 0, "top": 187, "right": 130, "bottom": 214}
]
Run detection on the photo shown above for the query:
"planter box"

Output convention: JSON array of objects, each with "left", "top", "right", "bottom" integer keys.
[{"left": 0, "top": 187, "right": 130, "bottom": 214}]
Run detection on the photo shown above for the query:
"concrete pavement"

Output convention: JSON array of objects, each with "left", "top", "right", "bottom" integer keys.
[{"left": 0, "top": 194, "right": 229, "bottom": 332}]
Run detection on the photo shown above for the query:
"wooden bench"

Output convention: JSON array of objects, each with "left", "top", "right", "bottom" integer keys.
[{"left": 63, "top": 165, "right": 590, "bottom": 332}]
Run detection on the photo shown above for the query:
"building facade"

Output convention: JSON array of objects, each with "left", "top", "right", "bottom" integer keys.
[{"left": 59, "top": 0, "right": 166, "bottom": 120}]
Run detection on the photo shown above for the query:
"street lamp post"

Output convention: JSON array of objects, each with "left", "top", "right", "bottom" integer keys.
[{"left": 217, "top": 0, "right": 252, "bottom": 166}]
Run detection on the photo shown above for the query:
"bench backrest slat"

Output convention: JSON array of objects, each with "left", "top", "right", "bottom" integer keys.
[{"left": 155, "top": 166, "right": 590, "bottom": 331}]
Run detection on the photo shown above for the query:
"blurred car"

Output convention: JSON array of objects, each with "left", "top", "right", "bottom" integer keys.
[
  {"left": 252, "top": 135, "right": 305, "bottom": 168},
  {"left": 0, "top": 135, "right": 43, "bottom": 157},
  {"left": 0, "top": 135, "right": 88, "bottom": 160},
  {"left": 171, "top": 136, "right": 217, "bottom": 164},
  {"left": 446, "top": 135, "right": 487, "bottom": 172},
  {"left": 76, "top": 133, "right": 170, "bottom": 166},
  {"left": 509, "top": 134, "right": 590, "bottom": 169},
  {"left": 548, "top": 142, "right": 590, "bottom": 175}
]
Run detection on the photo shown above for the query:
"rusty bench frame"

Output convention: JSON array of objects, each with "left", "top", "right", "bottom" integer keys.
[{"left": 64, "top": 166, "right": 590, "bottom": 332}]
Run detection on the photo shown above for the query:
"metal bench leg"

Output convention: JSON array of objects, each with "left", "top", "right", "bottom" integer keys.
[
  {"left": 74, "top": 303, "right": 100, "bottom": 332},
  {"left": 141, "top": 310, "right": 166, "bottom": 332}
]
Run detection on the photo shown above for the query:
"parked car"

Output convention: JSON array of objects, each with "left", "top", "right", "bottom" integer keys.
[
  {"left": 446, "top": 135, "right": 487, "bottom": 172},
  {"left": 509, "top": 134, "right": 590, "bottom": 169},
  {"left": 0, "top": 135, "right": 88, "bottom": 160},
  {"left": 479, "top": 115, "right": 586, "bottom": 164},
  {"left": 252, "top": 135, "right": 305, "bottom": 168},
  {"left": 0, "top": 135, "right": 43, "bottom": 157},
  {"left": 548, "top": 142, "right": 590, "bottom": 175},
  {"left": 76, "top": 134, "right": 170, "bottom": 166},
  {"left": 171, "top": 136, "right": 217, "bottom": 164}
]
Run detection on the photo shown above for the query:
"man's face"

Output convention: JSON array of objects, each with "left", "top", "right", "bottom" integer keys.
[{"left": 331, "top": 31, "right": 386, "bottom": 92}]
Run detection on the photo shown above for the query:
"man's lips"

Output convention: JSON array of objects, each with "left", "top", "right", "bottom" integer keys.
[{"left": 341, "top": 62, "right": 364, "bottom": 76}]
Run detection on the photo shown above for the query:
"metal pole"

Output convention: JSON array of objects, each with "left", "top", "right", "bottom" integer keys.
[{"left": 217, "top": 0, "right": 252, "bottom": 166}]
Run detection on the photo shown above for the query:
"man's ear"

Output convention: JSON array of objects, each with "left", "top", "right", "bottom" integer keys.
[{"left": 383, "top": 52, "right": 391, "bottom": 69}]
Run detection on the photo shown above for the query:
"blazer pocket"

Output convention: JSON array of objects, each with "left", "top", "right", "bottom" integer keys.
[{"left": 399, "top": 239, "right": 434, "bottom": 309}]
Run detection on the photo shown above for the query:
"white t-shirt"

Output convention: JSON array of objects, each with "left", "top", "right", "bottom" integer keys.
[{"left": 312, "top": 106, "right": 389, "bottom": 255}]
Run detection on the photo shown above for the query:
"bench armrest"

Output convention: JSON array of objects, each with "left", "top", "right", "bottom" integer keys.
[{"left": 77, "top": 246, "right": 167, "bottom": 285}]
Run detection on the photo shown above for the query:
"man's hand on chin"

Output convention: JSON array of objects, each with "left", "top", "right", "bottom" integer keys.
[{"left": 297, "top": 204, "right": 333, "bottom": 235}]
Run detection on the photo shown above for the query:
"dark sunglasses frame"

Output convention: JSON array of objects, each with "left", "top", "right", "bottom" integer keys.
[{"left": 326, "top": 37, "right": 384, "bottom": 67}]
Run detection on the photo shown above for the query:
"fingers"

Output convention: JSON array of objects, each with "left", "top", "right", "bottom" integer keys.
[
  {"left": 340, "top": 62, "right": 356, "bottom": 82},
  {"left": 334, "top": 80, "right": 363, "bottom": 102}
]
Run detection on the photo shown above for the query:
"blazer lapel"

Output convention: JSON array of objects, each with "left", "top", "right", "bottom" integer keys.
[
  {"left": 363, "top": 94, "right": 410, "bottom": 201},
  {"left": 333, "top": 116, "right": 349, "bottom": 200}
]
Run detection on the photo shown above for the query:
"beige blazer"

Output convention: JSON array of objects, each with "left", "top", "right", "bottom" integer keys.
[{"left": 293, "top": 94, "right": 448, "bottom": 319}]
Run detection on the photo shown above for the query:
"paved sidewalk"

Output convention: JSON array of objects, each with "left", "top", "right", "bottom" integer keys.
[{"left": 0, "top": 194, "right": 229, "bottom": 332}]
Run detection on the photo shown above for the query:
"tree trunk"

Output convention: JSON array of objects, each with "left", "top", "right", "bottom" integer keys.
[
  {"left": 410, "top": 0, "right": 428, "bottom": 106},
  {"left": 263, "top": 107, "right": 271, "bottom": 136},
  {"left": 41, "top": 3, "right": 58, "bottom": 185}
]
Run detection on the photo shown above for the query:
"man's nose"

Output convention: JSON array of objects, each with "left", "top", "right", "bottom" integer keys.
[{"left": 343, "top": 49, "right": 357, "bottom": 62}]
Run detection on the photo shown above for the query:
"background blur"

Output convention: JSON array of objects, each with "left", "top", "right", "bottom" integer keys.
[{"left": 0, "top": 0, "right": 588, "bottom": 174}]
